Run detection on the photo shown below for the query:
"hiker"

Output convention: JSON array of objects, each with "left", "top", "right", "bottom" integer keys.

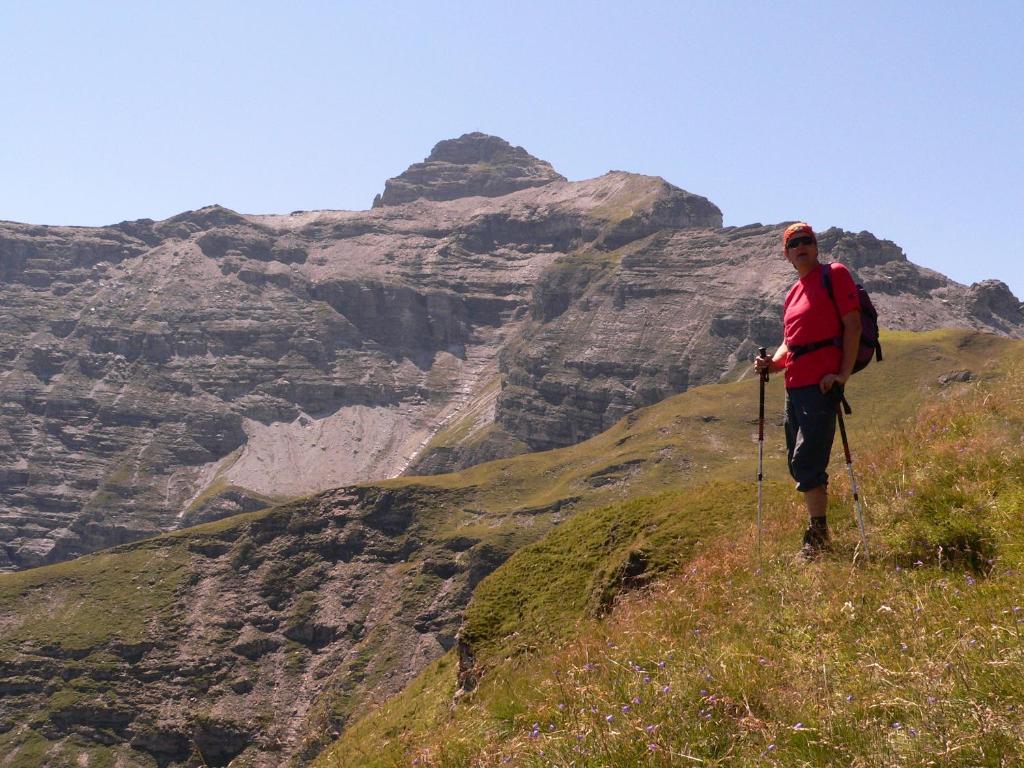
[{"left": 754, "top": 222, "right": 861, "bottom": 558}]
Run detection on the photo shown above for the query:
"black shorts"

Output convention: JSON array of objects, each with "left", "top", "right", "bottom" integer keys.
[{"left": 784, "top": 385, "right": 839, "bottom": 492}]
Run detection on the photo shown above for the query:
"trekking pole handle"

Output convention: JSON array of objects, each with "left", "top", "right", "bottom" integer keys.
[{"left": 758, "top": 347, "right": 769, "bottom": 382}]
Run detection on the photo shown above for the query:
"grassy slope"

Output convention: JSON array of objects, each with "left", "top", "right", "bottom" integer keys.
[
  {"left": 0, "top": 509, "right": 280, "bottom": 766},
  {"left": 0, "top": 329, "right": 1013, "bottom": 766},
  {"left": 315, "top": 330, "right": 1024, "bottom": 767},
  {"left": 0, "top": 508, "right": 273, "bottom": 653}
]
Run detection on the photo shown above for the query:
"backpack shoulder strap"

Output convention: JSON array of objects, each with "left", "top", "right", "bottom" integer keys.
[
  {"left": 821, "top": 262, "right": 842, "bottom": 323},
  {"left": 821, "top": 262, "right": 836, "bottom": 302}
]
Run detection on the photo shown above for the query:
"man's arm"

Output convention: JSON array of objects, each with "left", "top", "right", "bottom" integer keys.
[{"left": 770, "top": 342, "right": 789, "bottom": 373}]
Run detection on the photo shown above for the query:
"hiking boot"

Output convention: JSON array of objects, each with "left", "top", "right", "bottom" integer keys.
[{"left": 798, "top": 524, "right": 830, "bottom": 560}]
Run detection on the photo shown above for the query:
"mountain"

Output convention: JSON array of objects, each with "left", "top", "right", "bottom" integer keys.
[
  {"left": 0, "top": 329, "right": 1019, "bottom": 766},
  {"left": 1, "top": 133, "right": 1022, "bottom": 571}
]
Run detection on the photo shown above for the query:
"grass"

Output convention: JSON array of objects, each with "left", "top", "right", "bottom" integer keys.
[
  {"left": 459, "top": 481, "right": 790, "bottom": 662},
  {"left": 0, "top": 538, "right": 190, "bottom": 652},
  {"left": 314, "top": 339, "right": 1024, "bottom": 767}
]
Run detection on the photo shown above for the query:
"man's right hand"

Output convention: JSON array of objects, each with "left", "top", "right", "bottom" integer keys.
[{"left": 754, "top": 354, "right": 772, "bottom": 375}]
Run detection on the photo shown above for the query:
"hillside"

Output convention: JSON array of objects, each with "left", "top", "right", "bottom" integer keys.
[
  {"left": 0, "top": 329, "right": 1018, "bottom": 766},
  {"left": 3, "top": 133, "right": 1022, "bottom": 571},
  {"left": 316, "top": 333, "right": 1024, "bottom": 768}
]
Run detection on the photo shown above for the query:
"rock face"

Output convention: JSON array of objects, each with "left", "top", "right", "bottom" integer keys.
[
  {"left": 493, "top": 224, "right": 1024, "bottom": 450},
  {"left": 372, "top": 132, "right": 566, "bottom": 207},
  {"left": 0, "top": 485, "right": 529, "bottom": 766},
  {"left": 1, "top": 133, "right": 1021, "bottom": 570}
]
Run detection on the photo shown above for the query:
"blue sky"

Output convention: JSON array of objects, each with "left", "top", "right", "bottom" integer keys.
[{"left": 2, "top": 1, "right": 1021, "bottom": 297}]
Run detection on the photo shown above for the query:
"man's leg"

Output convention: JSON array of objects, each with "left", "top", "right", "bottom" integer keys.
[
  {"left": 786, "top": 386, "right": 836, "bottom": 557},
  {"left": 802, "top": 484, "right": 830, "bottom": 556},
  {"left": 804, "top": 484, "right": 827, "bottom": 520}
]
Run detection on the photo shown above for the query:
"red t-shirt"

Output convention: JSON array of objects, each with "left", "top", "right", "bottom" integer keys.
[{"left": 782, "top": 262, "right": 860, "bottom": 389}]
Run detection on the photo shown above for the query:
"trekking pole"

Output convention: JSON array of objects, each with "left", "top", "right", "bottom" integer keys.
[
  {"left": 757, "top": 347, "right": 768, "bottom": 562},
  {"left": 835, "top": 404, "right": 870, "bottom": 557}
]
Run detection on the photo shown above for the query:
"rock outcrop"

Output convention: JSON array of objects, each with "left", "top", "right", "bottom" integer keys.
[
  {"left": 372, "top": 132, "right": 566, "bottom": 207},
  {"left": 1, "top": 133, "right": 1021, "bottom": 569}
]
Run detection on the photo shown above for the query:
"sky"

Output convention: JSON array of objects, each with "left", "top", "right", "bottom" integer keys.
[{"left": 1, "top": 1, "right": 1022, "bottom": 297}]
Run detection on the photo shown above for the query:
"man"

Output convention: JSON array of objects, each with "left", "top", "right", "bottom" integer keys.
[{"left": 755, "top": 222, "right": 861, "bottom": 558}]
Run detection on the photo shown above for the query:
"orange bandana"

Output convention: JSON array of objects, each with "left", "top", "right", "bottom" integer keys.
[{"left": 783, "top": 222, "right": 816, "bottom": 248}]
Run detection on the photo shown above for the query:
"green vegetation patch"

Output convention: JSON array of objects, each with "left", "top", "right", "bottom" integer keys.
[
  {"left": 0, "top": 538, "right": 191, "bottom": 653},
  {"left": 461, "top": 481, "right": 789, "bottom": 662},
  {"left": 0, "top": 729, "right": 129, "bottom": 768}
]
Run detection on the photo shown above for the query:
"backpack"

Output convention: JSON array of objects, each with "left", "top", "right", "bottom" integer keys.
[{"left": 789, "top": 262, "right": 883, "bottom": 373}]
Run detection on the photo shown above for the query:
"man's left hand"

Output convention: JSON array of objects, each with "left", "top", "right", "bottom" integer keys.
[{"left": 819, "top": 373, "right": 848, "bottom": 394}]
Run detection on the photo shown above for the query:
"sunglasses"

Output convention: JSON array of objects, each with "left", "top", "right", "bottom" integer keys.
[{"left": 786, "top": 236, "right": 816, "bottom": 249}]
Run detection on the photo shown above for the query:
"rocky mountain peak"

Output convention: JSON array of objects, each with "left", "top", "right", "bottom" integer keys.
[
  {"left": 372, "top": 132, "right": 566, "bottom": 207},
  {"left": 160, "top": 204, "right": 249, "bottom": 232}
]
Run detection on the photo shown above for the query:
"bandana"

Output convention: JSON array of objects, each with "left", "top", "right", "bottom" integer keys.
[{"left": 783, "top": 222, "right": 816, "bottom": 248}]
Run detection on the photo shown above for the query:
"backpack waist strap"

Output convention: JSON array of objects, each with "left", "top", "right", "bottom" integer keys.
[{"left": 788, "top": 337, "right": 841, "bottom": 360}]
